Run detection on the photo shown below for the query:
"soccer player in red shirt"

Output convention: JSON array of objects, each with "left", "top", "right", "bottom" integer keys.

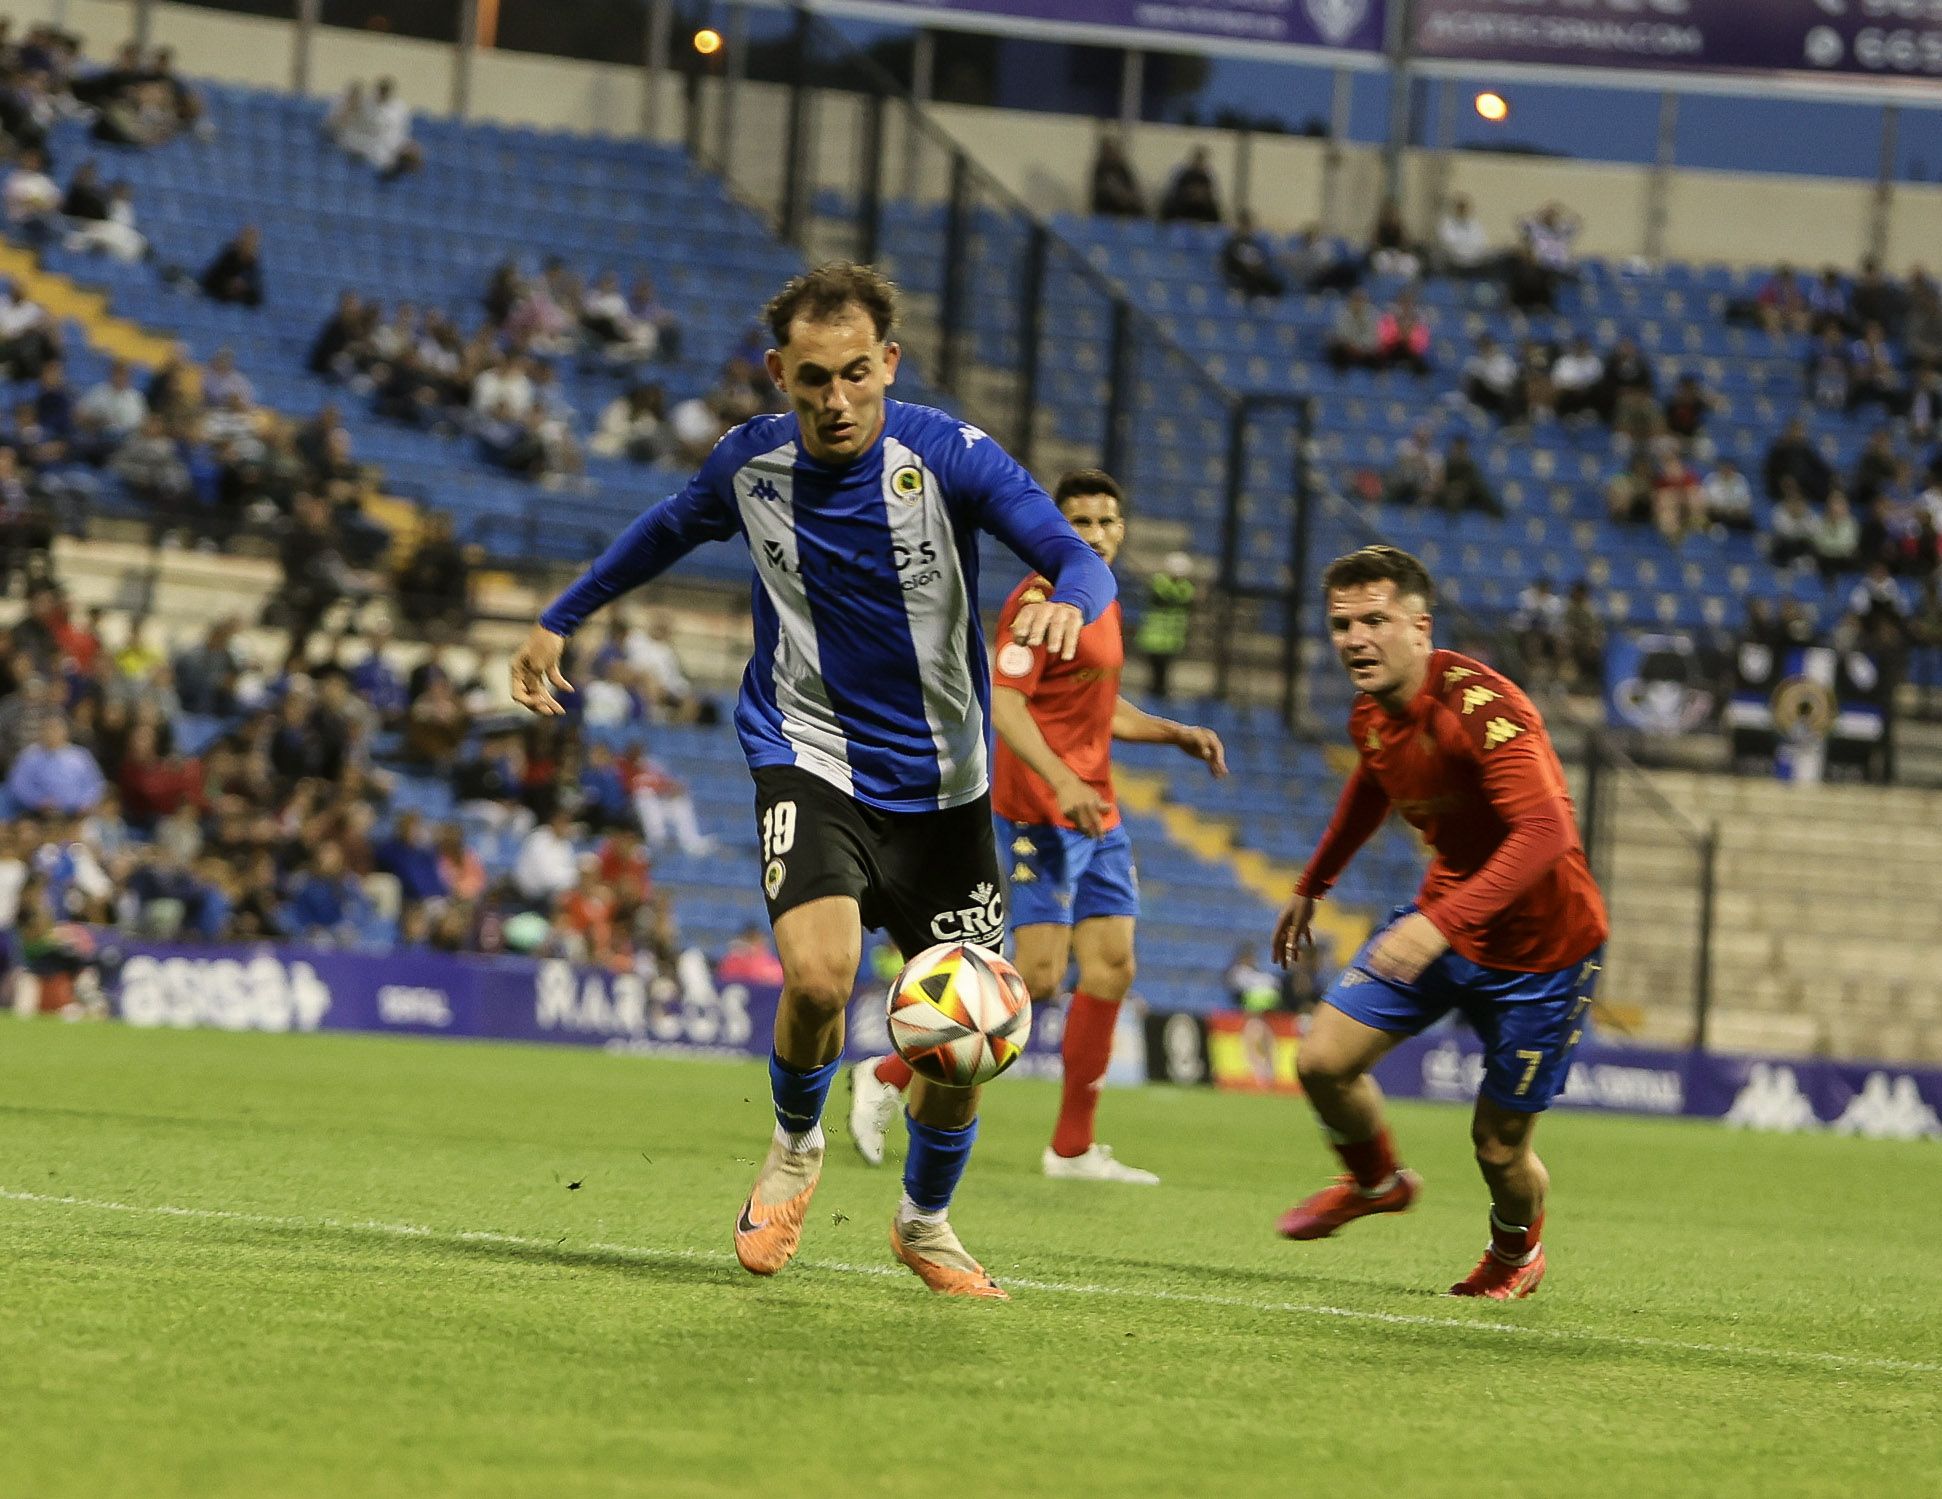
[
  {"left": 851, "top": 469, "right": 1227, "bottom": 1181},
  {"left": 1271, "top": 545, "right": 1608, "bottom": 1299}
]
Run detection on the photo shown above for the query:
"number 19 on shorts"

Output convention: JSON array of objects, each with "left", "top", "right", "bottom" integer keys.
[{"left": 762, "top": 801, "right": 797, "bottom": 862}]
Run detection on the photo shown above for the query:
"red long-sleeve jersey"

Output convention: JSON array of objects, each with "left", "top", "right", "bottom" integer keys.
[{"left": 1296, "top": 649, "right": 1607, "bottom": 972}]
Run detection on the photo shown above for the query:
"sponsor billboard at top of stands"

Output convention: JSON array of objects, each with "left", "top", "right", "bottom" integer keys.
[
  {"left": 1411, "top": 0, "right": 1942, "bottom": 90},
  {"left": 808, "top": 0, "right": 1389, "bottom": 60}
]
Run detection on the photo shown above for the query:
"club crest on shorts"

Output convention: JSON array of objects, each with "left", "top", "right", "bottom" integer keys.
[{"left": 763, "top": 858, "right": 785, "bottom": 899}]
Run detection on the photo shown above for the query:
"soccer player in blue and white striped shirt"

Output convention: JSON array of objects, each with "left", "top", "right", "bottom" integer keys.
[{"left": 511, "top": 263, "right": 1115, "bottom": 1297}]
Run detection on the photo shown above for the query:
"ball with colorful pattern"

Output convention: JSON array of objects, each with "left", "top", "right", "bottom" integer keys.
[{"left": 885, "top": 941, "right": 1033, "bottom": 1087}]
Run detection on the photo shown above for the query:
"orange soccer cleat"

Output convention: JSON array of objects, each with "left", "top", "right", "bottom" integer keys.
[
  {"left": 1276, "top": 1169, "right": 1422, "bottom": 1241},
  {"left": 889, "top": 1214, "right": 1008, "bottom": 1299},
  {"left": 733, "top": 1138, "right": 823, "bottom": 1276},
  {"left": 1448, "top": 1245, "right": 1547, "bottom": 1300}
]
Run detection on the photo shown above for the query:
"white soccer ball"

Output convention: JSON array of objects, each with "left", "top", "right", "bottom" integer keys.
[{"left": 885, "top": 941, "right": 1033, "bottom": 1087}]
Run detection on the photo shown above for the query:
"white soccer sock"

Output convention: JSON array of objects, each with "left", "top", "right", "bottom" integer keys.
[
  {"left": 775, "top": 1123, "right": 824, "bottom": 1155},
  {"left": 896, "top": 1191, "right": 946, "bottom": 1228}
]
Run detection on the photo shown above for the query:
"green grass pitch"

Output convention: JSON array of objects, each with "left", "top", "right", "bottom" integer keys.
[{"left": 3, "top": 1022, "right": 1936, "bottom": 1499}]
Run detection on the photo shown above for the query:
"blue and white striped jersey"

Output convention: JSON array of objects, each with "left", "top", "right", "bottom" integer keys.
[{"left": 539, "top": 399, "right": 1117, "bottom": 812}]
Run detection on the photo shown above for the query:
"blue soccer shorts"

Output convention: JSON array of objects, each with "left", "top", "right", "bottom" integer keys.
[
  {"left": 1323, "top": 905, "right": 1601, "bottom": 1113},
  {"left": 998, "top": 819, "right": 1140, "bottom": 929}
]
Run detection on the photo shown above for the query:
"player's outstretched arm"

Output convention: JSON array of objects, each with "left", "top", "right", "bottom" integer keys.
[
  {"left": 1110, "top": 697, "right": 1227, "bottom": 777},
  {"left": 510, "top": 624, "right": 572, "bottom": 717},
  {"left": 991, "top": 685, "right": 1107, "bottom": 836}
]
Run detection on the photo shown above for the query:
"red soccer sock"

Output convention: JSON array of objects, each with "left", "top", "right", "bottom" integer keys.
[
  {"left": 1490, "top": 1207, "right": 1544, "bottom": 1265},
  {"left": 1050, "top": 992, "right": 1120, "bottom": 1158},
  {"left": 1330, "top": 1127, "right": 1400, "bottom": 1194},
  {"left": 873, "top": 1053, "right": 914, "bottom": 1090}
]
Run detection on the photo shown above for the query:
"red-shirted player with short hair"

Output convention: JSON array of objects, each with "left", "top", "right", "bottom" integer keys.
[
  {"left": 1272, "top": 545, "right": 1608, "bottom": 1299},
  {"left": 851, "top": 470, "right": 1227, "bottom": 1181}
]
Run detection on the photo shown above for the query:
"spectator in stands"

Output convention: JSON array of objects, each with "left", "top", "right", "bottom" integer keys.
[
  {"left": 1434, "top": 194, "right": 1492, "bottom": 276},
  {"left": 514, "top": 806, "right": 580, "bottom": 905},
  {"left": 1741, "top": 263, "right": 1811, "bottom": 336},
  {"left": 1909, "top": 367, "right": 1942, "bottom": 441},
  {"left": 718, "top": 924, "right": 785, "bottom": 988},
  {"left": 1851, "top": 428, "right": 1900, "bottom": 509},
  {"left": 624, "top": 612, "right": 708, "bottom": 723},
  {"left": 109, "top": 413, "right": 189, "bottom": 513},
  {"left": 1650, "top": 445, "right": 1706, "bottom": 543},
  {"left": 199, "top": 224, "right": 263, "bottom": 308},
  {"left": 1561, "top": 581, "right": 1607, "bottom": 690},
  {"left": 1846, "top": 322, "right": 1905, "bottom": 414},
  {"left": 1701, "top": 457, "right": 1754, "bottom": 533},
  {"left": 1663, "top": 373, "right": 1718, "bottom": 449},
  {"left": 1383, "top": 424, "right": 1442, "bottom": 507},
  {"left": 203, "top": 347, "right": 254, "bottom": 407},
  {"left": 1763, "top": 415, "right": 1831, "bottom": 502},
  {"left": 1437, "top": 434, "right": 1498, "bottom": 516},
  {"left": 1551, "top": 335, "right": 1604, "bottom": 421},
  {"left": 1813, "top": 491, "right": 1861, "bottom": 579},
  {"left": 1806, "top": 324, "right": 1852, "bottom": 410},
  {"left": 1522, "top": 201, "right": 1580, "bottom": 275},
  {"left": 1604, "top": 338, "right": 1661, "bottom": 450},
  {"left": 7, "top": 716, "right": 103, "bottom": 815},
  {"left": 1158, "top": 145, "right": 1221, "bottom": 224},
  {"left": 622, "top": 746, "right": 712, "bottom": 857},
  {"left": 0, "top": 278, "right": 58, "bottom": 381},
  {"left": 436, "top": 822, "right": 486, "bottom": 904},
  {"left": 1608, "top": 457, "right": 1650, "bottom": 528},
  {"left": 3, "top": 145, "right": 60, "bottom": 231},
  {"left": 275, "top": 493, "right": 364, "bottom": 669},
  {"left": 1848, "top": 561, "right": 1910, "bottom": 633},
  {"left": 1515, "top": 339, "right": 1556, "bottom": 425},
  {"left": 1367, "top": 198, "right": 1419, "bottom": 280},
  {"left": 1460, "top": 332, "right": 1519, "bottom": 419},
  {"left": 327, "top": 76, "right": 421, "bottom": 181},
  {"left": 580, "top": 271, "right": 664, "bottom": 363},
  {"left": 1768, "top": 484, "right": 1818, "bottom": 568},
  {"left": 0, "top": 63, "right": 55, "bottom": 154},
  {"left": 1904, "top": 276, "right": 1942, "bottom": 370},
  {"left": 1224, "top": 941, "right": 1282, "bottom": 1012},
  {"left": 394, "top": 511, "right": 470, "bottom": 636},
  {"left": 591, "top": 383, "right": 668, "bottom": 463},
  {"left": 403, "top": 676, "right": 468, "bottom": 771},
  {"left": 64, "top": 176, "right": 144, "bottom": 262},
  {"left": 1806, "top": 266, "right": 1848, "bottom": 333},
  {"left": 1503, "top": 243, "right": 1555, "bottom": 313},
  {"left": 1287, "top": 225, "right": 1360, "bottom": 294},
  {"left": 172, "top": 618, "right": 244, "bottom": 716},
  {"left": 59, "top": 158, "right": 108, "bottom": 220},
  {"left": 374, "top": 811, "right": 445, "bottom": 910},
  {"left": 1133, "top": 552, "right": 1195, "bottom": 697},
  {"left": 1512, "top": 576, "right": 1565, "bottom": 675},
  {"left": 92, "top": 78, "right": 181, "bottom": 149},
  {"left": 114, "top": 721, "right": 202, "bottom": 829},
  {"left": 1219, "top": 211, "right": 1286, "bottom": 301},
  {"left": 283, "top": 842, "right": 370, "bottom": 945},
  {"left": 1848, "top": 257, "right": 1903, "bottom": 338},
  {"left": 1325, "top": 288, "right": 1383, "bottom": 372},
  {"left": 308, "top": 290, "right": 370, "bottom": 379},
  {"left": 1376, "top": 289, "right": 1432, "bottom": 376},
  {"left": 1089, "top": 135, "right": 1145, "bottom": 218},
  {"left": 668, "top": 388, "right": 735, "bottom": 466}
]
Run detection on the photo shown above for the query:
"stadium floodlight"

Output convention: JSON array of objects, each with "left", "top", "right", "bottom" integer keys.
[
  {"left": 1474, "top": 91, "right": 1509, "bottom": 123},
  {"left": 693, "top": 28, "right": 723, "bottom": 56}
]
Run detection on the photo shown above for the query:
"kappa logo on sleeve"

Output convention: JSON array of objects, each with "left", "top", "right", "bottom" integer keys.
[
  {"left": 958, "top": 423, "right": 987, "bottom": 449},
  {"left": 1460, "top": 686, "right": 1500, "bottom": 716},
  {"left": 1482, "top": 717, "right": 1524, "bottom": 750}
]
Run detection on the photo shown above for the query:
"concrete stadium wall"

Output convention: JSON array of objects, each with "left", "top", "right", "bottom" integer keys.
[{"left": 14, "top": 0, "right": 1904, "bottom": 272}]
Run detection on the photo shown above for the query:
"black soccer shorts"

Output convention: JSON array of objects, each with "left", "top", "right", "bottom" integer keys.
[{"left": 752, "top": 764, "right": 1005, "bottom": 959}]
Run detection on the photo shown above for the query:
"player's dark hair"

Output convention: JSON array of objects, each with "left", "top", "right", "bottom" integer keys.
[
  {"left": 764, "top": 262, "right": 899, "bottom": 347},
  {"left": 1321, "top": 545, "right": 1436, "bottom": 608},
  {"left": 1052, "top": 469, "right": 1124, "bottom": 509}
]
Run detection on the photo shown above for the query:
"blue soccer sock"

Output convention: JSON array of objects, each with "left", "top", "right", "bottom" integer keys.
[
  {"left": 900, "top": 1114, "right": 979, "bottom": 1219},
  {"left": 769, "top": 1052, "right": 839, "bottom": 1146}
]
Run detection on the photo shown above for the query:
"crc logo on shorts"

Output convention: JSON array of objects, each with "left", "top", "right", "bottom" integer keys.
[
  {"left": 763, "top": 859, "right": 786, "bottom": 899},
  {"left": 997, "top": 643, "right": 1035, "bottom": 678},
  {"left": 931, "top": 881, "right": 1005, "bottom": 947},
  {"left": 888, "top": 463, "right": 925, "bottom": 503}
]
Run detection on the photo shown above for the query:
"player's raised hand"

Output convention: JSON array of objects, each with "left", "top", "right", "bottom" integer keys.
[
  {"left": 1013, "top": 600, "right": 1085, "bottom": 661},
  {"left": 1366, "top": 911, "right": 1450, "bottom": 985},
  {"left": 1175, "top": 724, "right": 1227, "bottom": 778},
  {"left": 1273, "top": 892, "right": 1317, "bottom": 969},
  {"left": 510, "top": 624, "right": 573, "bottom": 716}
]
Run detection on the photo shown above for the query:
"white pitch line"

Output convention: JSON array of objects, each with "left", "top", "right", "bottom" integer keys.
[{"left": 4, "top": 1186, "right": 1935, "bottom": 1378}]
